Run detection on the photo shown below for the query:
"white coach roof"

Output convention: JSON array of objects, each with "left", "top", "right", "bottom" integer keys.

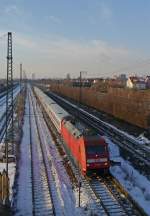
[{"left": 34, "top": 87, "right": 70, "bottom": 122}]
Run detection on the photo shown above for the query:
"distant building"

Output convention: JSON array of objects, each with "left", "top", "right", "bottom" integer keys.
[
  {"left": 119, "top": 74, "right": 127, "bottom": 81},
  {"left": 66, "top": 73, "right": 71, "bottom": 80},
  {"left": 127, "top": 76, "right": 146, "bottom": 90},
  {"left": 145, "top": 76, "right": 150, "bottom": 88},
  {"left": 32, "top": 73, "right": 35, "bottom": 80}
]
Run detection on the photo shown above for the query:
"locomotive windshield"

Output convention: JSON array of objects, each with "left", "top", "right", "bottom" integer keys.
[{"left": 86, "top": 145, "right": 106, "bottom": 155}]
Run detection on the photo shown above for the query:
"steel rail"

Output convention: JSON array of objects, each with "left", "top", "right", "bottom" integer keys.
[
  {"left": 92, "top": 175, "right": 145, "bottom": 216},
  {"left": 29, "top": 88, "right": 55, "bottom": 216}
]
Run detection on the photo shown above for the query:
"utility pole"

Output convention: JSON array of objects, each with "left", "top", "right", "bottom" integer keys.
[
  {"left": 78, "top": 178, "right": 82, "bottom": 207},
  {"left": 78, "top": 71, "right": 87, "bottom": 207},
  {"left": 79, "top": 71, "right": 87, "bottom": 105},
  {"left": 79, "top": 71, "right": 82, "bottom": 104},
  {"left": 20, "top": 63, "right": 22, "bottom": 92},
  {"left": 23, "top": 70, "right": 27, "bottom": 87},
  {"left": 5, "top": 32, "right": 14, "bottom": 174}
]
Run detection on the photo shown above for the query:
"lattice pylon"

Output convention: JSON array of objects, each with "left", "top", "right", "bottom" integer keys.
[{"left": 5, "top": 32, "right": 14, "bottom": 174}]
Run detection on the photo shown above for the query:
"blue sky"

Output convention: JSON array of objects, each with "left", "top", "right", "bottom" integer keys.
[{"left": 0, "top": 0, "right": 150, "bottom": 78}]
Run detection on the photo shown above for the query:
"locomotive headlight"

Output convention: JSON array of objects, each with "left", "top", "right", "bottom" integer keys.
[{"left": 104, "top": 162, "right": 108, "bottom": 165}]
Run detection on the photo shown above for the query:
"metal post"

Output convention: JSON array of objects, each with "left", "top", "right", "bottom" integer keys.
[
  {"left": 78, "top": 181, "right": 81, "bottom": 207},
  {"left": 79, "top": 71, "right": 87, "bottom": 105},
  {"left": 5, "top": 32, "right": 13, "bottom": 174},
  {"left": 78, "top": 71, "right": 87, "bottom": 207},
  {"left": 79, "top": 71, "right": 82, "bottom": 104}
]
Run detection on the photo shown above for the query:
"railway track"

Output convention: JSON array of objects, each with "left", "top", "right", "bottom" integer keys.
[
  {"left": 0, "top": 97, "right": 18, "bottom": 144},
  {"left": 42, "top": 105, "right": 145, "bottom": 216},
  {"left": 0, "top": 85, "right": 19, "bottom": 106},
  {"left": 34, "top": 89, "right": 146, "bottom": 216},
  {"left": 47, "top": 92, "right": 150, "bottom": 172},
  {"left": 88, "top": 175, "right": 146, "bottom": 216},
  {"left": 28, "top": 90, "right": 55, "bottom": 216},
  {"left": 0, "top": 86, "right": 21, "bottom": 143},
  {"left": 0, "top": 96, "right": 6, "bottom": 107},
  {"left": 62, "top": 141, "right": 146, "bottom": 216},
  {"left": 0, "top": 90, "right": 7, "bottom": 100},
  {"left": 67, "top": 150, "right": 141, "bottom": 216},
  {"left": 0, "top": 101, "right": 15, "bottom": 143}
]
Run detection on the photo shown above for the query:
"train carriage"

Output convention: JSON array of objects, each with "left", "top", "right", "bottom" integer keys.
[{"left": 34, "top": 87, "right": 69, "bottom": 132}]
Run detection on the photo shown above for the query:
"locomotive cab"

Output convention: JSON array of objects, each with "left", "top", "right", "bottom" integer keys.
[{"left": 86, "top": 136, "right": 110, "bottom": 174}]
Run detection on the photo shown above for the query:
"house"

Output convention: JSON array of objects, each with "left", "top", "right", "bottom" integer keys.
[
  {"left": 145, "top": 76, "right": 150, "bottom": 88},
  {"left": 126, "top": 76, "right": 146, "bottom": 90}
]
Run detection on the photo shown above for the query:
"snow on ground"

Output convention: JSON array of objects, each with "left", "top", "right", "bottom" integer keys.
[
  {"left": 105, "top": 136, "right": 150, "bottom": 216},
  {"left": 14, "top": 96, "right": 33, "bottom": 215},
  {"left": 0, "top": 87, "right": 21, "bottom": 204},
  {"left": 137, "top": 133, "right": 150, "bottom": 145}
]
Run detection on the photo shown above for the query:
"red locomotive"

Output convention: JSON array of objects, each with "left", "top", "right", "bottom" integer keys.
[{"left": 34, "top": 87, "right": 110, "bottom": 175}]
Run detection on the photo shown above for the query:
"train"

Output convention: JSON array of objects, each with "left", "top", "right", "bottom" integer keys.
[{"left": 34, "top": 87, "right": 110, "bottom": 175}]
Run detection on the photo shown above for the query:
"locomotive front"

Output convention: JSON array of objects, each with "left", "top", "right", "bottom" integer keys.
[{"left": 85, "top": 135, "right": 110, "bottom": 174}]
